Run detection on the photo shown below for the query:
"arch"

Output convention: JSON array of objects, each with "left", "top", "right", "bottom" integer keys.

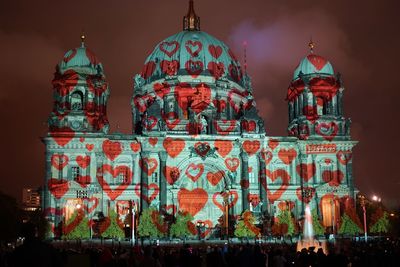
[{"left": 71, "top": 91, "right": 84, "bottom": 110}]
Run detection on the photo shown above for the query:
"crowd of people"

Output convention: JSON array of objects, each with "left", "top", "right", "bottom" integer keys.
[{"left": 1, "top": 237, "right": 400, "bottom": 267}]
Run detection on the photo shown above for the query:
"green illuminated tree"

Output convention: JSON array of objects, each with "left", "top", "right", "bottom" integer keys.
[
  {"left": 312, "top": 209, "right": 325, "bottom": 236},
  {"left": 276, "top": 210, "right": 295, "bottom": 236},
  {"left": 170, "top": 211, "right": 194, "bottom": 238},
  {"left": 64, "top": 210, "right": 90, "bottom": 240},
  {"left": 234, "top": 210, "right": 260, "bottom": 238},
  {"left": 370, "top": 211, "right": 390, "bottom": 234},
  {"left": 137, "top": 207, "right": 166, "bottom": 238},
  {"left": 101, "top": 210, "right": 125, "bottom": 239},
  {"left": 338, "top": 213, "right": 363, "bottom": 235}
]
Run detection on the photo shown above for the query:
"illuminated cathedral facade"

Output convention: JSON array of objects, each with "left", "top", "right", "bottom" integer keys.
[{"left": 42, "top": 1, "right": 357, "bottom": 238}]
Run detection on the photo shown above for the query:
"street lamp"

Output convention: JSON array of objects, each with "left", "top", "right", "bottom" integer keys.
[
  {"left": 196, "top": 221, "right": 205, "bottom": 240},
  {"left": 359, "top": 195, "right": 368, "bottom": 242}
]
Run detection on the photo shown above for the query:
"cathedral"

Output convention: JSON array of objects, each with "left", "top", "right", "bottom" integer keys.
[{"left": 42, "top": 1, "right": 357, "bottom": 238}]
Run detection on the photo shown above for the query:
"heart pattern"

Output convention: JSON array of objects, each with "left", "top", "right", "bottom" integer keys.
[
  {"left": 185, "top": 163, "right": 204, "bottom": 182},
  {"left": 164, "top": 166, "right": 180, "bottom": 185},
  {"left": 315, "top": 122, "right": 338, "bottom": 141},
  {"left": 102, "top": 140, "right": 122, "bottom": 161},
  {"left": 208, "top": 45, "right": 222, "bottom": 59},
  {"left": 97, "top": 164, "right": 132, "bottom": 201},
  {"left": 224, "top": 158, "right": 240, "bottom": 172},
  {"left": 206, "top": 170, "right": 225, "bottom": 186},
  {"left": 263, "top": 169, "right": 291, "bottom": 202},
  {"left": 243, "top": 140, "right": 260, "bottom": 156},
  {"left": 51, "top": 154, "right": 69, "bottom": 170},
  {"left": 214, "top": 140, "right": 233, "bottom": 158},
  {"left": 134, "top": 183, "right": 160, "bottom": 204},
  {"left": 278, "top": 148, "right": 297, "bottom": 165},
  {"left": 48, "top": 178, "right": 69, "bottom": 199},
  {"left": 177, "top": 188, "right": 208, "bottom": 217},
  {"left": 322, "top": 169, "right": 344, "bottom": 186},
  {"left": 212, "top": 191, "right": 238, "bottom": 212},
  {"left": 159, "top": 41, "right": 179, "bottom": 57},
  {"left": 296, "top": 163, "right": 316, "bottom": 182},
  {"left": 139, "top": 158, "right": 158, "bottom": 176},
  {"left": 163, "top": 137, "right": 185, "bottom": 158},
  {"left": 185, "top": 40, "right": 203, "bottom": 57},
  {"left": 337, "top": 151, "right": 352, "bottom": 165},
  {"left": 76, "top": 155, "right": 90, "bottom": 169}
]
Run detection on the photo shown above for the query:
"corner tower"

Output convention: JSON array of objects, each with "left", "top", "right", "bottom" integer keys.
[
  {"left": 286, "top": 41, "right": 351, "bottom": 141},
  {"left": 48, "top": 35, "right": 110, "bottom": 134}
]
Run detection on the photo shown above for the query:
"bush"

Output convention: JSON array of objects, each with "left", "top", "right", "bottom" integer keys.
[
  {"left": 137, "top": 207, "right": 166, "bottom": 238},
  {"left": 101, "top": 210, "right": 125, "bottom": 239},
  {"left": 234, "top": 210, "right": 260, "bottom": 238},
  {"left": 170, "top": 211, "right": 194, "bottom": 238}
]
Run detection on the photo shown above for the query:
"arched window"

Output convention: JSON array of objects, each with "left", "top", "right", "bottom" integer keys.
[{"left": 71, "top": 91, "right": 84, "bottom": 110}]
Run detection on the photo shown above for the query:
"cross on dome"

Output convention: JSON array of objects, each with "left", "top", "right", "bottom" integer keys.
[{"left": 183, "top": 0, "right": 200, "bottom": 31}]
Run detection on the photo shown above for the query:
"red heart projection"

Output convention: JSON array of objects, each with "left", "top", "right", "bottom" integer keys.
[
  {"left": 79, "top": 137, "right": 85, "bottom": 143},
  {"left": 139, "top": 158, "right": 158, "bottom": 176},
  {"left": 133, "top": 95, "right": 151, "bottom": 113},
  {"left": 307, "top": 54, "right": 327, "bottom": 71},
  {"left": 130, "top": 142, "right": 141, "bottom": 152},
  {"left": 296, "top": 163, "right": 316, "bottom": 182},
  {"left": 241, "top": 120, "right": 256, "bottom": 132},
  {"left": 185, "top": 60, "right": 203, "bottom": 77},
  {"left": 51, "top": 133, "right": 75, "bottom": 147},
  {"left": 261, "top": 150, "right": 273, "bottom": 165},
  {"left": 177, "top": 188, "right": 208, "bottom": 217},
  {"left": 48, "top": 178, "right": 69, "bottom": 199},
  {"left": 206, "top": 170, "right": 225, "bottom": 186},
  {"left": 315, "top": 122, "right": 338, "bottom": 141},
  {"left": 76, "top": 155, "right": 90, "bottom": 169},
  {"left": 208, "top": 45, "right": 222, "bottom": 59},
  {"left": 214, "top": 140, "right": 233, "bottom": 158},
  {"left": 296, "top": 186, "right": 316, "bottom": 203},
  {"left": 159, "top": 41, "right": 179, "bottom": 57},
  {"left": 153, "top": 82, "right": 171, "bottom": 99},
  {"left": 51, "top": 154, "right": 69, "bottom": 170},
  {"left": 83, "top": 197, "right": 99, "bottom": 213},
  {"left": 263, "top": 169, "right": 291, "bottom": 203},
  {"left": 164, "top": 166, "right": 180, "bottom": 185},
  {"left": 322, "top": 169, "right": 344, "bottom": 186},
  {"left": 163, "top": 137, "right": 185, "bottom": 158},
  {"left": 134, "top": 183, "right": 160, "bottom": 204},
  {"left": 102, "top": 140, "right": 122, "bottom": 161},
  {"left": 243, "top": 140, "right": 260, "bottom": 156},
  {"left": 337, "top": 151, "right": 352, "bottom": 165},
  {"left": 243, "top": 211, "right": 260, "bottom": 235},
  {"left": 162, "top": 112, "right": 181, "bottom": 130},
  {"left": 86, "top": 144, "right": 94, "bottom": 151},
  {"left": 148, "top": 137, "right": 158, "bottom": 147},
  {"left": 278, "top": 148, "right": 297, "bottom": 165},
  {"left": 97, "top": 165, "right": 132, "bottom": 201},
  {"left": 214, "top": 120, "right": 236, "bottom": 134},
  {"left": 268, "top": 139, "right": 279, "bottom": 151},
  {"left": 76, "top": 175, "right": 91, "bottom": 187},
  {"left": 63, "top": 209, "right": 85, "bottom": 235},
  {"left": 194, "top": 142, "right": 211, "bottom": 157},
  {"left": 161, "top": 60, "right": 179, "bottom": 76},
  {"left": 185, "top": 163, "right": 204, "bottom": 182},
  {"left": 185, "top": 40, "right": 203, "bottom": 56},
  {"left": 278, "top": 201, "right": 295, "bottom": 211},
  {"left": 224, "top": 158, "right": 240, "bottom": 172},
  {"left": 145, "top": 116, "right": 158, "bottom": 131},
  {"left": 207, "top": 62, "right": 225, "bottom": 80},
  {"left": 212, "top": 99, "right": 227, "bottom": 113},
  {"left": 141, "top": 61, "right": 156, "bottom": 79},
  {"left": 212, "top": 191, "right": 238, "bottom": 212},
  {"left": 175, "top": 83, "right": 211, "bottom": 114}
]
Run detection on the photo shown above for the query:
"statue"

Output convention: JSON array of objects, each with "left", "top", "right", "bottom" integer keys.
[
  {"left": 157, "top": 119, "right": 165, "bottom": 131},
  {"left": 134, "top": 74, "right": 144, "bottom": 89},
  {"left": 141, "top": 111, "right": 148, "bottom": 133},
  {"left": 200, "top": 115, "right": 208, "bottom": 134},
  {"left": 257, "top": 119, "right": 265, "bottom": 133}
]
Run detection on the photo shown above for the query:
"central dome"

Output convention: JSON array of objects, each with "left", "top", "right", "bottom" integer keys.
[{"left": 139, "top": 30, "right": 244, "bottom": 86}]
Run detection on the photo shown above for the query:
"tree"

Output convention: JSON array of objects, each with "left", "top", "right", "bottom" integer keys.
[
  {"left": 370, "top": 211, "right": 390, "bottom": 234},
  {"left": 101, "top": 210, "right": 125, "bottom": 239},
  {"left": 64, "top": 209, "right": 90, "bottom": 240},
  {"left": 137, "top": 207, "right": 166, "bottom": 238},
  {"left": 338, "top": 213, "right": 363, "bottom": 235},
  {"left": 234, "top": 210, "right": 260, "bottom": 238},
  {"left": 312, "top": 209, "right": 325, "bottom": 236},
  {"left": 275, "top": 210, "right": 295, "bottom": 236},
  {"left": 0, "top": 191, "right": 19, "bottom": 241},
  {"left": 170, "top": 211, "right": 194, "bottom": 238}
]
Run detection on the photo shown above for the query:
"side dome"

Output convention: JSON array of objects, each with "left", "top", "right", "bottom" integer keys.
[
  {"left": 57, "top": 41, "right": 104, "bottom": 76},
  {"left": 293, "top": 54, "right": 334, "bottom": 80},
  {"left": 139, "top": 30, "right": 243, "bottom": 86}
]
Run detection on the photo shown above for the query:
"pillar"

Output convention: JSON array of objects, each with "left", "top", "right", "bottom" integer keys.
[
  {"left": 159, "top": 151, "right": 168, "bottom": 211},
  {"left": 140, "top": 151, "right": 150, "bottom": 211},
  {"left": 241, "top": 151, "right": 249, "bottom": 211},
  {"left": 258, "top": 152, "right": 268, "bottom": 213}
]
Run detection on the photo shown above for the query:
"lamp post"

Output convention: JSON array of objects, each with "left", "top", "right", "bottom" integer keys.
[
  {"left": 359, "top": 195, "right": 367, "bottom": 242},
  {"left": 130, "top": 200, "right": 136, "bottom": 246},
  {"left": 197, "top": 221, "right": 205, "bottom": 240}
]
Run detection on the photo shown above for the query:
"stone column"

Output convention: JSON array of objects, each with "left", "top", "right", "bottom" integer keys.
[
  {"left": 347, "top": 156, "right": 355, "bottom": 199},
  {"left": 95, "top": 153, "right": 105, "bottom": 213},
  {"left": 159, "top": 151, "right": 168, "bottom": 211},
  {"left": 299, "top": 153, "right": 308, "bottom": 216},
  {"left": 140, "top": 151, "right": 150, "bottom": 211},
  {"left": 338, "top": 89, "right": 344, "bottom": 116},
  {"left": 258, "top": 152, "right": 268, "bottom": 213},
  {"left": 240, "top": 151, "right": 249, "bottom": 211}
]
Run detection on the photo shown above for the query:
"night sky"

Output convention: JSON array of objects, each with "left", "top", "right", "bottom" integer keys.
[{"left": 1, "top": 0, "right": 399, "bottom": 208}]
